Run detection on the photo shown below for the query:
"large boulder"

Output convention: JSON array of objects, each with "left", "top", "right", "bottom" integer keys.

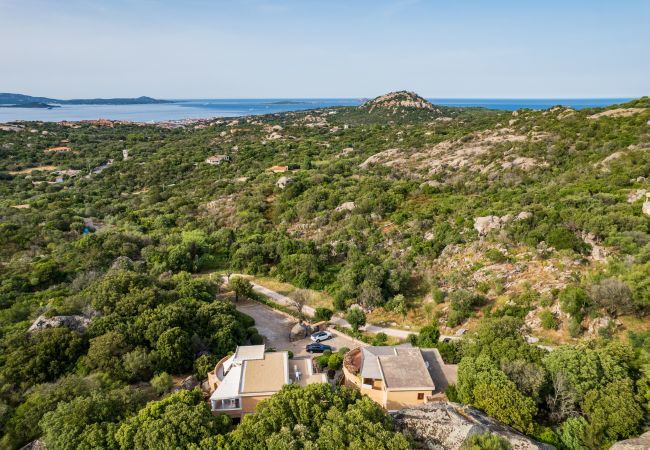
[
  {"left": 290, "top": 322, "right": 313, "bottom": 341},
  {"left": 643, "top": 201, "right": 650, "bottom": 216},
  {"left": 276, "top": 176, "right": 293, "bottom": 189},
  {"left": 393, "top": 402, "right": 554, "bottom": 450},
  {"left": 610, "top": 431, "right": 650, "bottom": 450},
  {"left": 335, "top": 201, "right": 356, "bottom": 212},
  {"left": 473, "top": 216, "right": 503, "bottom": 236},
  {"left": 28, "top": 315, "right": 90, "bottom": 333}
]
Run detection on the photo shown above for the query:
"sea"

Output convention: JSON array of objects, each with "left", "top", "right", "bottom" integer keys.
[{"left": 0, "top": 98, "right": 632, "bottom": 123}]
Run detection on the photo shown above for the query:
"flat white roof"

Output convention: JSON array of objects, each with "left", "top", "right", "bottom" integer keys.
[
  {"left": 210, "top": 364, "right": 242, "bottom": 400},
  {"left": 233, "top": 345, "right": 266, "bottom": 362}
]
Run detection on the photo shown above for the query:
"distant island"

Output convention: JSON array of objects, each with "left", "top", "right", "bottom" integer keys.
[
  {"left": 267, "top": 100, "right": 311, "bottom": 105},
  {"left": 0, "top": 93, "right": 171, "bottom": 108},
  {"left": 2, "top": 102, "right": 60, "bottom": 109}
]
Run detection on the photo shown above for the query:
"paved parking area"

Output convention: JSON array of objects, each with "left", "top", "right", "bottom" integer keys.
[{"left": 234, "top": 298, "right": 361, "bottom": 357}]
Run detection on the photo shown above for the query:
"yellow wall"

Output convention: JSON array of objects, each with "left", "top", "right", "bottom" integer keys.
[
  {"left": 384, "top": 390, "right": 431, "bottom": 411},
  {"left": 241, "top": 395, "right": 271, "bottom": 414},
  {"left": 360, "top": 385, "right": 386, "bottom": 406}
]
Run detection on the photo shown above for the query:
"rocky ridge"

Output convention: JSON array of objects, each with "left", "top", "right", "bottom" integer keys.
[{"left": 393, "top": 402, "right": 554, "bottom": 449}]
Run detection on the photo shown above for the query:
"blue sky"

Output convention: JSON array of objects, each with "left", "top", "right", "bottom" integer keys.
[{"left": 1, "top": 0, "right": 648, "bottom": 98}]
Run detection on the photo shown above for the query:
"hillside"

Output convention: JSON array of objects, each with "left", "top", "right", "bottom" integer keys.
[
  {"left": 0, "top": 92, "right": 170, "bottom": 106},
  {"left": 0, "top": 93, "right": 649, "bottom": 448}
]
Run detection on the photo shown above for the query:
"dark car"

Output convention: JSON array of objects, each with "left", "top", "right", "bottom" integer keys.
[{"left": 306, "top": 343, "right": 333, "bottom": 353}]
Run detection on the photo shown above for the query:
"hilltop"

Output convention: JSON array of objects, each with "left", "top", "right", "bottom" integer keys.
[{"left": 362, "top": 90, "right": 436, "bottom": 111}]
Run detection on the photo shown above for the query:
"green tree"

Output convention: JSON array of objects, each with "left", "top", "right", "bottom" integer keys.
[
  {"left": 582, "top": 379, "right": 643, "bottom": 446},
  {"left": 85, "top": 331, "right": 130, "bottom": 379},
  {"left": 457, "top": 356, "right": 537, "bottom": 434},
  {"left": 416, "top": 323, "right": 440, "bottom": 348},
  {"left": 115, "top": 390, "right": 230, "bottom": 450},
  {"left": 150, "top": 372, "right": 174, "bottom": 395},
  {"left": 40, "top": 387, "right": 153, "bottom": 450},
  {"left": 228, "top": 276, "right": 253, "bottom": 302},
  {"left": 346, "top": 308, "right": 366, "bottom": 332},
  {"left": 156, "top": 327, "right": 192, "bottom": 373}
]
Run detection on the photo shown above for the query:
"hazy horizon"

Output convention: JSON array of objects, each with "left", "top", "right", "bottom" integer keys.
[{"left": 1, "top": 0, "right": 648, "bottom": 99}]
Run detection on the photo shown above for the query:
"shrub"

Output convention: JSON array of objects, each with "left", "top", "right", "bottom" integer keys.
[
  {"left": 327, "top": 352, "right": 344, "bottom": 370},
  {"left": 460, "top": 433, "right": 512, "bottom": 450},
  {"left": 150, "top": 372, "right": 173, "bottom": 395},
  {"left": 559, "top": 286, "right": 590, "bottom": 320},
  {"left": 445, "top": 384, "right": 459, "bottom": 402},
  {"left": 249, "top": 333, "right": 264, "bottom": 345},
  {"left": 372, "top": 332, "right": 388, "bottom": 346},
  {"left": 194, "top": 354, "right": 218, "bottom": 380},
  {"left": 567, "top": 317, "right": 583, "bottom": 338},
  {"left": 539, "top": 310, "right": 559, "bottom": 330},
  {"left": 485, "top": 248, "right": 511, "bottom": 264},
  {"left": 346, "top": 308, "right": 366, "bottom": 332},
  {"left": 314, "top": 307, "right": 334, "bottom": 322},
  {"left": 416, "top": 323, "right": 440, "bottom": 348},
  {"left": 431, "top": 286, "right": 446, "bottom": 304}
]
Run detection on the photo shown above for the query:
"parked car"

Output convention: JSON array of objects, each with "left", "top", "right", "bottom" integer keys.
[
  {"left": 310, "top": 330, "right": 332, "bottom": 342},
  {"left": 306, "top": 343, "right": 333, "bottom": 353}
]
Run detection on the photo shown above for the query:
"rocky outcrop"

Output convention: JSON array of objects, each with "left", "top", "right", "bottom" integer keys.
[
  {"left": 610, "top": 431, "right": 650, "bottom": 450},
  {"left": 335, "top": 201, "right": 356, "bottom": 212},
  {"left": 588, "top": 108, "right": 646, "bottom": 119},
  {"left": 643, "top": 201, "right": 650, "bottom": 216},
  {"left": 178, "top": 375, "right": 199, "bottom": 390},
  {"left": 393, "top": 402, "right": 554, "bottom": 450},
  {"left": 627, "top": 189, "right": 647, "bottom": 203},
  {"left": 276, "top": 176, "right": 293, "bottom": 189},
  {"left": 290, "top": 322, "right": 313, "bottom": 341},
  {"left": 28, "top": 315, "right": 90, "bottom": 333},
  {"left": 362, "top": 91, "right": 435, "bottom": 112},
  {"left": 473, "top": 216, "right": 503, "bottom": 236},
  {"left": 19, "top": 439, "right": 47, "bottom": 450},
  {"left": 473, "top": 212, "right": 532, "bottom": 237}
]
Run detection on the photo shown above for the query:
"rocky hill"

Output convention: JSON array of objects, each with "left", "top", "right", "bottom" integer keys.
[{"left": 362, "top": 90, "right": 436, "bottom": 112}]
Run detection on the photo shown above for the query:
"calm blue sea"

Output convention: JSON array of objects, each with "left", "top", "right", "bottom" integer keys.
[{"left": 0, "top": 98, "right": 632, "bottom": 123}]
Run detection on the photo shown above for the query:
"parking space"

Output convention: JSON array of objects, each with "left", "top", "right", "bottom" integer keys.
[{"left": 234, "top": 298, "right": 361, "bottom": 357}]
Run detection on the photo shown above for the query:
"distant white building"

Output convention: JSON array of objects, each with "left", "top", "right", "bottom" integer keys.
[
  {"left": 122, "top": 149, "right": 129, "bottom": 160},
  {"left": 206, "top": 154, "right": 230, "bottom": 165}
]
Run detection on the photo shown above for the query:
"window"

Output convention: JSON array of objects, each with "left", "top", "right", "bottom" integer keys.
[{"left": 417, "top": 393, "right": 424, "bottom": 400}]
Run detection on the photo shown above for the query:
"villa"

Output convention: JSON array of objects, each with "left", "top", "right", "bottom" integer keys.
[
  {"left": 343, "top": 345, "right": 457, "bottom": 411},
  {"left": 207, "top": 345, "right": 326, "bottom": 418},
  {"left": 206, "top": 154, "right": 230, "bottom": 165}
]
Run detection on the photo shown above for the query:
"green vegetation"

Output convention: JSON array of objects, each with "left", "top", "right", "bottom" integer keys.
[{"left": 0, "top": 95, "right": 649, "bottom": 447}]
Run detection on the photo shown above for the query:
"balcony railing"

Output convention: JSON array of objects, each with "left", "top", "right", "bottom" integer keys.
[{"left": 211, "top": 398, "right": 241, "bottom": 411}]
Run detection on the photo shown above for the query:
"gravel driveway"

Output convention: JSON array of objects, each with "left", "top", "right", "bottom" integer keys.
[{"left": 234, "top": 298, "right": 361, "bottom": 356}]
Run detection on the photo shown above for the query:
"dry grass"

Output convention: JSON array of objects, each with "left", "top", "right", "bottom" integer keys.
[
  {"left": 9, "top": 165, "right": 58, "bottom": 174},
  {"left": 246, "top": 276, "right": 334, "bottom": 310}
]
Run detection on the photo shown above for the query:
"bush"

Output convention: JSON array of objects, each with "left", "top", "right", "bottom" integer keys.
[
  {"left": 194, "top": 354, "right": 218, "bottom": 380},
  {"left": 559, "top": 286, "right": 591, "bottom": 320},
  {"left": 539, "top": 310, "right": 559, "bottom": 330},
  {"left": 485, "top": 248, "right": 511, "bottom": 264},
  {"left": 327, "top": 352, "right": 344, "bottom": 370},
  {"left": 416, "top": 323, "right": 440, "bottom": 348},
  {"left": 314, "top": 307, "right": 334, "bottom": 322},
  {"left": 249, "top": 333, "right": 264, "bottom": 345},
  {"left": 461, "top": 433, "right": 512, "bottom": 450},
  {"left": 445, "top": 384, "right": 459, "bottom": 402},
  {"left": 150, "top": 372, "right": 173, "bottom": 394},
  {"left": 567, "top": 317, "right": 583, "bottom": 338},
  {"left": 431, "top": 286, "right": 446, "bottom": 304},
  {"left": 346, "top": 308, "right": 366, "bottom": 332},
  {"left": 372, "top": 332, "right": 388, "bottom": 346}
]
